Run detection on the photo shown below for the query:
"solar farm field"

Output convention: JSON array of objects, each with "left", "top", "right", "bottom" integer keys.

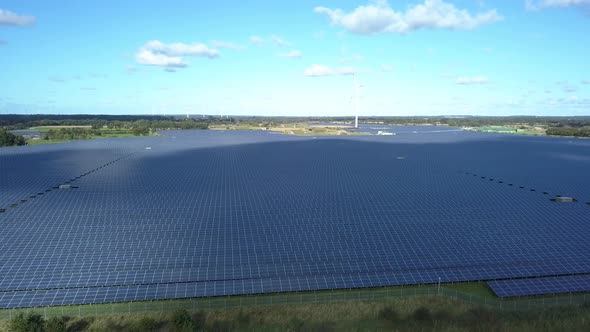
[{"left": 1, "top": 127, "right": 589, "bottom": 308}]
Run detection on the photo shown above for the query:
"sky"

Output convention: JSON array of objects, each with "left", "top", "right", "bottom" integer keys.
[{"left": 0, "top": 0, "right": 589, "bottom": 116}]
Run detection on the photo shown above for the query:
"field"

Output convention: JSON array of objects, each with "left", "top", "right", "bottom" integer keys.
[
  {"left": 466, "top": 125, "right": 547, "bottom": 136},
  {"left": 1, "top": 126, "right": 590, "bottom": 311},
  {"left": 210, "top": 123, "right": 366, "bottom": 136},
  {"left": 29, "top": 126, "right": 94, "bottom": 131},
  {"left": 2, "top": 289, "right": 590, "bottom": 331}
]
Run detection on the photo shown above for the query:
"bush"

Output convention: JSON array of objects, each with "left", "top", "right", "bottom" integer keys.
[
  {"left": 45, "top": 316, "right": 67, "bottom": 332},
  {"left": 412, "top": 306, "right": 432, "bottom": 322},
  {"left": 129, "top": 317, "right": 160, "bottom": 332},
  {"left": 67, "top": 317, "right": 93, "bottom": 331},
  {"left": 378, "top": 306, "right": 399, "bottom": 322},
  {"left": 171, "top": 309, "right": 194, "bottom": 332},
  {"left": 9, "top": 313, "right": 46, "bottom": 332}
]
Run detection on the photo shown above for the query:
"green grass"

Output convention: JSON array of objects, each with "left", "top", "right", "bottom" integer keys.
[
  {"left": 29, "top": 125, "right": 92, "bottom": 133},
  {"left": 1, "top": 283, "right": 588, "bottom": 322},
  {"left": 26, "top": 139, "right": 71, "bottom": 146},
  {"left": 2, "top": 295, "right": 590, "bottom": 332},
  {"left": 445, "top": 282, "right": 495, "bottom": 299}
]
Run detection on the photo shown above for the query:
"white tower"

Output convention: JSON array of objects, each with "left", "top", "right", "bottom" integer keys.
[{"left": 354, "top": 76, "right": 360, "bottom": 128}]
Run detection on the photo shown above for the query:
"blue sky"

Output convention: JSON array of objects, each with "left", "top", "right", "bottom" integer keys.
[{"left": 0, "top": 0, "right": 589, "bottom": 116}]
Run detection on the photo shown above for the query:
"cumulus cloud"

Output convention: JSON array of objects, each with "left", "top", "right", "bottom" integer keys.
[
  {"left": 135, "top": 40, "right": 219, "bottom": 70},
  {"left": 211, "top": 40, "right": 245, "bottom": 50},
  {"left": 455, "top": 76, "right": 489, "bottom": 84},
  {"left": 304, "top": 64, "right": 357, "bottom": 77},
  {"left": 250, "top": 36, "right": 265, "bottom": 44},
  {"left": 279, "top": 50, "right": 302, "bottom": 58},
  {"left": 314, "top": 0, "right": 502, "bottom": 34},
  {"left": 526, "top": 0, "right": 590, "bottom": 10},
  {"left": 0, "top": 9, "right": 36, "bottom": 26}
]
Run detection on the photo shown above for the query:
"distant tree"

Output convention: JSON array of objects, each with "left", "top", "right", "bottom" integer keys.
[
  {"left": 0, "top": 129, "right": 26, "bottom": 147},
  {"left": 132, "top": 126, "right": 150, "bottom": 136}
]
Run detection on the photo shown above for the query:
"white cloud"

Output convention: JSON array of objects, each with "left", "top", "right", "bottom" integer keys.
[
  {"left": 136, "top": 49, "right": 187, "bottom": 68},
  {"left": 380, "top": 64, "right": 393, "bottom": 72},
  {"left": 526, "top": 0, "right": 590, "bottom": 10},
  {"left": 142, "top": 40, "right": 219, "bottom": 58},
  {"left": 0, "top": 9, "right": 36, "bottom": 26},
  {"left": 135, "top": 40, "right": 219, "bottom": 70},
  {"left": 211, "top": 40, "right": 245, "bottom": 50},
  {"left": 304, "top": 64, "right": 357, "bottom": 77},
  {"left": 314, "top": 0, "right": 502, "bottom": 35},
  {"left": 455, "top": 76, "right": 489, "bottom": 84},
  {"left": 271, "top": 34, "right": 289, "bottom": 46},
  {"left": 279, "top": 50, "right": 302, "bottom": 58},
  {"left": 250, "top": 36, "right": 264, "bottom": 44}
]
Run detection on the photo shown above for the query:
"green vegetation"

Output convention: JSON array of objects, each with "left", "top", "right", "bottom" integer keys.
[
  {"left": 0, "top": 115, "right": 216, "bottom": 145},
  {"left": 467, "top": 125, "right": 547, "bottom": 136},
  {"left": 211, "top": 123, "right": 366, "bottom": 136},
  {"left": 4, "top": 115, "right": 590, "bottom": 144},
  {"left": 0, "top": 129, "right": 26, "bottom": 147},
  {"left": 546, "top": 126, "right": 590, "bottom": 138},
  {"left": 445, "top": 282, "right": 495, "bottom": 299},
  {"left": 3, "top": 296, "right": 590, "bottom": 332}
]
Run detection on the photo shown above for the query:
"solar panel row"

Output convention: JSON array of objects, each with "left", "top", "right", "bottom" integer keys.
[
  {"left": 1, "top": 129, "right": 590, "bottom": 308},
  {"left": 488, "top": 274, "right": 590, "bottom": 297},
  {"left": 1, "top": 253, "right": 590, "bottom": 293}
]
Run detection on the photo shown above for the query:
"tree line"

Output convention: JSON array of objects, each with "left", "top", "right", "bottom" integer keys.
[
  {"left": 0, "top": 114, "right": 222, "bottom": 131},
  {"left": 545, "top": 127, "right": 590, "bottom": 137},
  {"left": 0, "top": 129, "right": 26, "bottom": 147}
]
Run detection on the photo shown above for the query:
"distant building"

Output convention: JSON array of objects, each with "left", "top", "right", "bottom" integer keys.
[{"left": 377, "top": 131, "right": 395, "bottom": 136}]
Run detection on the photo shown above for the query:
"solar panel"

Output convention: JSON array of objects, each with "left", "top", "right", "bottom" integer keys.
[
  {"left": 1, "top": 128, "right": 590, "bottom": 308},
  {"left": 488, "top": 274, "right": 590, "bottom": 297}
]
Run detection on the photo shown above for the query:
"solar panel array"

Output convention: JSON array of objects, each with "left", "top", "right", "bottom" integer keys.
[
  {"left": 488, "top": 274, "right": 590, "bottom": 297},
  {"left": 1, "top": 128, "right": 590, "bottom": 308}
]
